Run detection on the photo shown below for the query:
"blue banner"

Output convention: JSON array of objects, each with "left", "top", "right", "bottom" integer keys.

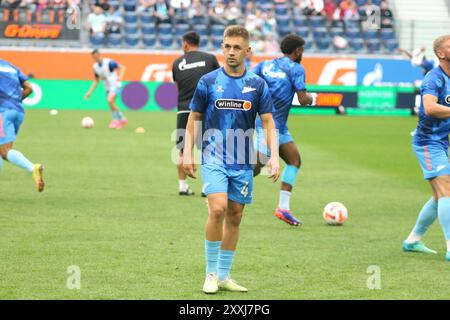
[{"left": 357, "top": 58, "right": 423, "bottom": 86}]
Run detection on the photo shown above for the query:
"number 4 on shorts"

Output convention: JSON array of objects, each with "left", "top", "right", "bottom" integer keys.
[{"left": 240, "top": 182, "right": 249, "bottom": 197}]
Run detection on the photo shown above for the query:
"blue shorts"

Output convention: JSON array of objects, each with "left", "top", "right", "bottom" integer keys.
[
  {"left": 202, "top": 164, "right": 254, "bottom": 204},
  {"left": 255, "top": 124, "right": 293, "bottom": 157},
  {"left": 0, "top": 109, "right": 24, "bottom": 145},
  {"left": 412, "top": 142, "right": 450, "bottom": 179}
]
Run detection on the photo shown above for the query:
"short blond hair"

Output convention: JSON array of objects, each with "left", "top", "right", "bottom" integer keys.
[
  {"left": 433, "top": 35, "right": 450, "bottom": 57},
  {"left": 223, "top": 25, "right": 250, "bottom": 42}
]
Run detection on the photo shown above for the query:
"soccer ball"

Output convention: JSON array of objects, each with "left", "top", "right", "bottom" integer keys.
[
  {"left": 323, "top": 202, "right": 348, "bottom": 225},
  {"left": 81, "top": 117, "right": 94, "bottom": 128}
]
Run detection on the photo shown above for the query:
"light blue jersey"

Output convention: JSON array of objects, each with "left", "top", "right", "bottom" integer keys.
[
  {"left": 0, "top": 59, "right": 37, "bottom": 177},
  {"left": 413, "top": 66, "right": 450, "bottom": 148},
  {"left": 190, "top": 67, "right": 274, "bottom": 204},
  {"left": 189, "top": 67, "right": 274, "bottom": 170},
  {"left": 412, "top": 66, "right": 450, "bottom": 180},
  {"left": 0, "top": 60, "right": 28, "bottom": 145},
  {"left": 0, "top": 59, "right": 28, "bottom": 113},
  {"left": 253, "top": 56, "right": 306, "bottom": 155},
  {"left": 253, "top": 56, "right": 306, "bottom": 130}
]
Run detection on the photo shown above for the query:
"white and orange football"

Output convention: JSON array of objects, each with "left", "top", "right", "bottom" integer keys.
[{"left": 323, "top": 202, "right": 348, "bottom": 225}]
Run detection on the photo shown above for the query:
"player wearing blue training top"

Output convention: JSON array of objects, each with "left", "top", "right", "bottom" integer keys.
[
  {"left": 85, "top": 49, "right": 128, "bottom": 129},
  {"left": 183, "top": 26, "right": 280, "bottom": 294},
  {"left": 253, "top": 34, "right": 316, "bottom": 226},
  {"left": 0, "top": 59, "right": 44, "bottom": 192},
  {"left": 403, "top": 35, "right": 450, "bottom": 261}
]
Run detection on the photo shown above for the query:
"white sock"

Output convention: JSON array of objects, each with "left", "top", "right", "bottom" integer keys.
[
  {"left": 278, "top": 190, "right": 291, "bottom": 211},
  {"left": 179, "top": 180, "right": 188, "bottom": 191},
  {"left": 405, "top": 232, "right": 422, "bottom": 244},
  {"left": 447, "top": 240, "right": 450, "bottom": 252}
]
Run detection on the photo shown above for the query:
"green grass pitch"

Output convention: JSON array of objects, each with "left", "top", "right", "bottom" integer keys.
[{"left": 1, "top": 109, "right": 450, "bottom": 299}]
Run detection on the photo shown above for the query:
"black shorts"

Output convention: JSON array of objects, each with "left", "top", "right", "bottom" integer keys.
[
  {"left": 176, "top": 112, "right": 190, "bottom": 151},
  {"left": 176, "top": 111, "right": 203, "bottom": 151}
]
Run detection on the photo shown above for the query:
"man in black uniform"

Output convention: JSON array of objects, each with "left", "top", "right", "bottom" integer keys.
[{"left": 172, "top": 31, "right": 220, "bottom": 196}]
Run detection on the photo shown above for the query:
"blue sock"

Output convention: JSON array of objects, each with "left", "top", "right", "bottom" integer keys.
[
  {"left": 7, "top": 150, "right": 34, "bottom": 173},
  {"left": 0, "top": 156, "right": 3, "bottom": 174},
  {"left": 112, "top": 111, "right": 119, "bottom": 120},
  {"left": 438, "top": 197, "right": 450, "bottom": 240},
  {"left": 281, "top": 165, "right": 299, "bottom": 186},
  {"left": 218, "top": 249, "right": 235, "bottom": 281},
  {"left": 205, "top": 240, "right": 221, "bottom": 275},
  {"left": 117, "top": 111, "right": 124, "bottom": 120},
  {"left": 412, "top": 198, "right": 438, "bottom": 236}
]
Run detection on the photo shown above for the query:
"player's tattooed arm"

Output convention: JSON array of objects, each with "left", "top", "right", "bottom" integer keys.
[
  {"left": 423, "top": 94, "right": 450, "bottom": 119},
  {"left": 21, "top": 80, "right": 33, "bottom": 100},
  {"left": 183, "top": 111, "right": 203, "bottom": 179}
]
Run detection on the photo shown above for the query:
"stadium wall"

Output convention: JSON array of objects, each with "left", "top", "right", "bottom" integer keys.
[
  {"left": 23, "top": 79, "right": 416, "bottom": 114},
  {"left": 7, "top": 49, "right": 423, "bottom": 114}
]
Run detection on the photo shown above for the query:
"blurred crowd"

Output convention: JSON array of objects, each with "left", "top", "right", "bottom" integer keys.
[
  {"left": 1, "top": 0, "right": 395, "bottom": 52},
  {"left": 85, "top": 0, "right": 394, "bottom": 52},
  {"left": 1, "top": 0, "right": 81, "bottom": 23}
]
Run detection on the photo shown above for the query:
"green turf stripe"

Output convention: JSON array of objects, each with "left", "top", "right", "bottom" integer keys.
[
  {"left": 306, "top": 85, "right": 358, "bottom": 92},
  {"left": 346, "top": 108, "right": 411, "bottom": 116},
  {"left": 290, "top": 108, "right": 337, "bottom": 115},
  {"left": 305, "top": 85, "right": 415, "bottom": 94},
  {"left": 290, "top": 107, "right": 412, "bottom": 117},
  {"left": 4, "top": 110, "right": 450, "bottom": 299}
]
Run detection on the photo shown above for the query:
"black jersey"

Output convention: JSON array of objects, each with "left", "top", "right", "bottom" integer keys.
[{"left": 172, "top": 51, "right": 220, "bottom": 111}]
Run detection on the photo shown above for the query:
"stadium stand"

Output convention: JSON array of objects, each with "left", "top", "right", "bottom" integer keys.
[{"left": 0, "top": 0, "right": 399, "bottom": 54}]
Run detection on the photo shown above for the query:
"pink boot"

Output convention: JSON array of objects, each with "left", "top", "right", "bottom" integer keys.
[
  {"left": 116, "top": 118, "right": 128, "bottom": 129},
  {"left": 109, "top": 120, "right": 119, "bottom": 129}
]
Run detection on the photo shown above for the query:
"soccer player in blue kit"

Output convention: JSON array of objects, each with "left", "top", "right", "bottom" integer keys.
[
  {"left": 0, "top": 59, "right": 45, "bottom": 192},
  {"left": 403, "top": 35, "right": 450, "bottom": 261},
  {"left": 253, "top": 34, "right": 316, "bottom": 226},
  {"left": 183, "top": 26, "right": 280, "bottom": 293}
]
